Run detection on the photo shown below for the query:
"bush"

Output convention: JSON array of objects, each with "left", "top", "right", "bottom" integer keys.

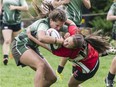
[
  {"left": 89, "top": 0, "right": 113, "bottom": 36},
  {"left": 89, "top": 16, "right": 113, "bottom": 35}
]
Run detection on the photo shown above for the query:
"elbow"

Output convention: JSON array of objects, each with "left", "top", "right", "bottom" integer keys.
[
  {"left": 88, "top": 5, "right": 91, "bottom": 9},
  {"left": 87, "top": 6, "right": 91, "bottom": 9},
  {"left": 24, "top": 6, "right": 29, "bottom": 11},
  {"left": 86, "top": 4, "right": 91, "bottom": 9},
  {"left": 106, "top": 16, "right": 110, "bottom": 21},
  {"left": 106, "top": 17, "right": 109, "bottom": 21}
]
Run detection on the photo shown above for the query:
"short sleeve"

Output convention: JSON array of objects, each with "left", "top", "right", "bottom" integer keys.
[
  {"left": 68, "top": 25, "right": 80, "bottom": 35},
  {"left": 108, "top": 3, "right": 116, "bottom": 15},
  {"left": 20, "top": 0, "right": 28, "bottom": 6},
  {"left": 37, "top": 23, "right": 49, "bottom": 32}
]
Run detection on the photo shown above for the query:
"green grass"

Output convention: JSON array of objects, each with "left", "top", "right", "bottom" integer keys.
[{"left": 0, "top": 46, "right": 116, "bottom": 87}]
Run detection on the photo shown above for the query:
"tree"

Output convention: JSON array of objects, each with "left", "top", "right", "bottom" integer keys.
[{"left": 89, "top": 0, "right": 113, "bottom": 35}]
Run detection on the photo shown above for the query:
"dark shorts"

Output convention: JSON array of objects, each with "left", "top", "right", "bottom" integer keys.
[
  {"left": 2, "top": 23, "right": 21, "bottom": 32},
  {"left": 11, "top": 40, "right": 44, "bottom": 67},
  {"left": 72, "top": 60, "right": 99, "bottom": 81}
]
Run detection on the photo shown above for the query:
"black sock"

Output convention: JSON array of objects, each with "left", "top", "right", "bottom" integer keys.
[
  {"left": 4, "top": 55, "right": 8, "bottom": 59},
  {"left": 107, "top": 72, "right": 115, "bottom": 80},
  {"left": 57, "top": 65, "right": 64, "bottom": 74}
]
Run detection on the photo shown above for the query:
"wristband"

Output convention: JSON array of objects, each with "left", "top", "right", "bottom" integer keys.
[{"left": 57, "top": 65, "right": 64, "bottom": 74}]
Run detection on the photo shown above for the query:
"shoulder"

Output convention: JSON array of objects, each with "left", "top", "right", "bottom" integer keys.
[
  {"left": 33, "top": 18, "right": 48, "bottom": 25},
  {"left": 111, "top": 3, "right": 116, "bottom": 8}
]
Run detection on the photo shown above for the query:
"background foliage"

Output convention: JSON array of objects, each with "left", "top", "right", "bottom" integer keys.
[{"left": 89, "top": 0, "right": 113, "bottom": 35}]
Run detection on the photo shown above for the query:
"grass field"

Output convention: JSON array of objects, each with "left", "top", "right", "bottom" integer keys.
[{"left": 0, "top": 45, "right": 116, "bottom": 87}]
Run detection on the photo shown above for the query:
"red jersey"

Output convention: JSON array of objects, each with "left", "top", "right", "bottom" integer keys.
[
  {"left": 52, "top": 44, "right": 99, "bottom": 73},
  {"left": 68, "top": 25, "right": 80, "bottom": 35},
  {"left": 52, "top": 25, "right": 99, "bottom": 73}
]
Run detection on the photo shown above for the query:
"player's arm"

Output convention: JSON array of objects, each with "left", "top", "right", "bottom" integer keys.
[
  {"left": 38, "top": 30, "right": 64, "bottom": 44},
  {"left": 9, "top": 0, "right": 28, "bottom": 11},
  {"left": 9, "top": 5, "right": 28, "bottom": 11},
  {"left": 52, "top": 0, "right": 62, "bottom": 8},
  {"left": 82, "top": 0, "right": 91, "bottom": 9},
  {"left": 52, "top": 0, "right": 70, "bottom": 8},
  {"left": 56, "top": 57, "right": 68, "bottom": 80},
  {"left": 57, "top": 57, "right": 68, "bottom": 74},
  {"left": 65, "top": 19, "right": 76, "bottom": 25},
  {"left": 60, "top": 0, "right": 70, "bottom": 5},
  {"left": 107, "top": 7, "right": 116, "bottom": 21},
  {"left": 0, "top": 0, "right": 2, "bottom": 15},
  {"left": 26, "top": 27, "right": 51, "bottom": 51}
]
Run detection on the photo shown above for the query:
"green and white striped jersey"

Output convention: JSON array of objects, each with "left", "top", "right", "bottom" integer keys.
[
  {"left": 65, "top": 0, "right": 82, "bottom": 26},
  {"left": 3, "top": 0, "right": 28, "bottom": 24}
]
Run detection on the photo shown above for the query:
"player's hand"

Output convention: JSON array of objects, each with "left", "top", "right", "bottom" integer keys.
[
  {"left": 57, "top": 37, "right": 64, "bottom": 45},
  {"left": 64, "top": 32, "right": 70, "bottom": 39},
  {"left": 9, "top": 5, "right": 16, "bottom": 10},
  {"left": 56, "top": 70, "right": 63, "bottom": 81}
]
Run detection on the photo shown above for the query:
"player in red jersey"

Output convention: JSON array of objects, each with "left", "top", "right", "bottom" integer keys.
[
  {"left": 53, "top": 34, "right": 100, "bottom": 87},
  {"left": 53, "top": 25, "right": 109, "bottom": 87}
]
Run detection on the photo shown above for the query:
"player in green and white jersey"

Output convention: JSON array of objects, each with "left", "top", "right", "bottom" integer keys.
[
  {"left": 105, "top": 1, "right": 116, "bottom": 87},
  {"left": 11, "top": 9, "right": 74, "bottom": 87},
  {"left": 33, "top": 0, "right": 91, "bottom": 81},
  {"left": 63, "top": 0, "right": 91, "bottom": 26},
  {"left": 32, "top": 0, "right": 91, "bottom": 26},
  {"left": 1, "top": 0, "right": 28, "bottom": 65}
]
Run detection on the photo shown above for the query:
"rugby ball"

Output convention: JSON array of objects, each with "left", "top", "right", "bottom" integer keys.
[{"left": 46, "top": 28, "right": 61, "bottom": 51}]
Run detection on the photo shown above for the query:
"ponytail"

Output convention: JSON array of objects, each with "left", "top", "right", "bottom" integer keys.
[
  {"left": 32, "top": 0, "right": 54, "bottom": 18},
  {"left": 85, "top": 35, "right": 109, "bottom": 53}
]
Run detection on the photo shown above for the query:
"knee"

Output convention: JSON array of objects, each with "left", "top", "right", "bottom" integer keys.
[
  {"left": 47, "top": 73, "right": 57, "bottom": 85},
  {"left": 4, "top": 39, "right": 11, "bottom": 45},
  {"left": 36, "top": 62, "right": 46, "bottom": 70},
  {"left": 68, "top": 82, "right": 72, "bottom": 87},
  {"left": 68, "top": 81, "right": 81, "bottom": 87},
  {"left": 68, "top": 82, "right": 76, "bottom": 87},
  {"left": 50, "top": 75, "right": 57, "bottom": 84}
]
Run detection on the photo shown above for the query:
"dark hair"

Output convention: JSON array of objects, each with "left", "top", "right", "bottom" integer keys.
[
  {"left": 73, "top": 34, "right": 84, "bottom": 48},
  {"left": 73, "top": 34, "right": 109, "bottom": 53},
  {"left": 48, "top": 9, "right": 67, "bottom": 22}
]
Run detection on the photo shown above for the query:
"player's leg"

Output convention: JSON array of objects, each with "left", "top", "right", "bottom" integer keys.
[
  {"left": 2, "top": 29, "right": 12, "bottom": 65},
  {"left": 109, "top": 56, "right": 116, "bottom": 74},
  {"left": 68, "top": 61, "right": 99, "bottom": 87},
  {"left": 13, "top": 30, "right": 21, "bottom": 37},
  {"left": 105, "top": 56, "right": 116, "bottom": 87},
  {"left": 68, "top": 75, "right": 83, "bottom": 87},
  {"left": 29, "top": 58, "right": 57, "bottom": 87},
  {"left": 20, "top": 49, "right": 56, "bottom": 87},
  {"left": 10, "top": 24, "right": 22, "bottom": 59},
  {"left": 20, "top": 49, "right": 49, "bottom": 87},
  {"left": 43, "top": 58, "right": 57, "bottom": 86},
  {"left": 12, "top": 23, "right": 22, "bottom": 38},
  {"left": 30, "top": 48, "right": 57, "bottom": 86}
]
